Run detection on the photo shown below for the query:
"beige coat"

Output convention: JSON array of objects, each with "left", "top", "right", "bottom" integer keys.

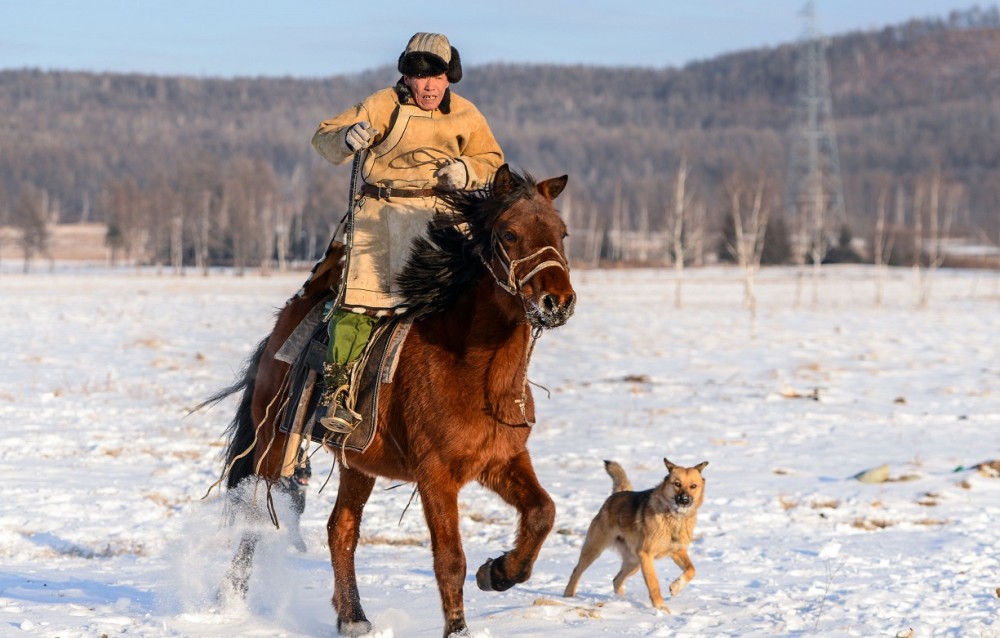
[{"left": 312, "top": 83, "right": 504, "bottom": 312}]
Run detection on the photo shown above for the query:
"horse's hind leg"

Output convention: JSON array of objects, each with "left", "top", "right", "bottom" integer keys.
[
  {"left": 476, "top": 451, "right": 555, "bottom": 592},
  {"left": 221, "top": 532, "right": 259, "bottom": 600},
  {"left": 219, "top": 477, "right": 272, "bottom": 601},
  {"left": 329, "top": 466, "right": 376, "bottom": 637}
]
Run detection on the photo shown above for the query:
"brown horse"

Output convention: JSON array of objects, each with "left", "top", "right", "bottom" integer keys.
[{"left": 214, "top": 165, "right": 576, "bottom": 638}]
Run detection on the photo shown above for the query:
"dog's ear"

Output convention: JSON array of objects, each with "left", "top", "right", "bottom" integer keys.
[
  {"left": 664, "top": 458, "right": 676, "bottom": 472},
  {"left": 695, "top": 461, "right": 709, "bottom": 473}
]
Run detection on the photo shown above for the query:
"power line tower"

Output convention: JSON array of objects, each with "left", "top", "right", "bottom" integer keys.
[{"left": 785, "top": 0, "right": 848, "bottom": 268}]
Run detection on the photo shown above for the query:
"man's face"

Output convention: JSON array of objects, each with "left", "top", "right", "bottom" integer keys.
[{"left": 404, "top": 73, "right": 449, "bottom": 111}]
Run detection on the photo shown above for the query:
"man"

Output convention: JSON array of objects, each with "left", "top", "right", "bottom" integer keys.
[{"left": 309, "top": 32, "right": 504, "bottom": 432}]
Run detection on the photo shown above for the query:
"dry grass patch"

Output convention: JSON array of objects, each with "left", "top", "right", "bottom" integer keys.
[
  {"left": 778, "top": 495, "right": 798, "bottom": 511},
  {"left": 360, "top": 535, "right": 424, "bottom": 547},
  {"left": 128, "top": 336, "right": 164, "bottom": 349},
  {"left": 852, "top": 517, "right": 894, "bottom": 531},
  {"left": 810, "top": 498, "right": 840, "bottom": 510}
]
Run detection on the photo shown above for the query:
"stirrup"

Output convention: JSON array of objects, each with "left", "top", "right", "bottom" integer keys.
[
  {"left": 318, "top": 403, "right": 362, "bottom": 435},
  {"left": 318, "top": 357, "right": 362, "bottom": 435}
]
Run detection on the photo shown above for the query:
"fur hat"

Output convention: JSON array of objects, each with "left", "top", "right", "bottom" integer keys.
[{"left": 397, "top": 32, "right": 462, "bottom": 83}]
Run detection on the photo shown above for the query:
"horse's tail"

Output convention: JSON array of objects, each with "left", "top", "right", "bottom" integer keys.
[{"left": 195, "top": 337, "right": 270, "bottom": 490}]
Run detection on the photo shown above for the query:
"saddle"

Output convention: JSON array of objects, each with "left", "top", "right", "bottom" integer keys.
[{"left": 276, "top": 296, "right": 412, "bottom": 453}]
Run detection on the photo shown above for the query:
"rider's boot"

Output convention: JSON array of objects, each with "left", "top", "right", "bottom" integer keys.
[{"left": 317, "top": 361, "right": 362, "bottom": 434}]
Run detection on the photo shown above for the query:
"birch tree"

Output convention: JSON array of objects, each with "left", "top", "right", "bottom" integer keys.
[
  {"left": 664, "top": 155, "right": 692, "bottom": 309},
  {"left": 916, "top": 172, "right": 958, "bottom": 307},
  {"left": 723, "top": 167, "right": 773, "bottom": 337},
  {"left": 872, "top": 176, "right": 897, "bottom": 307}
]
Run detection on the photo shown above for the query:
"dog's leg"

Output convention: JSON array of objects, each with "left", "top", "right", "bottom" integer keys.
[
  {"left": 563, "top": 523, "right": 611, "bottom": 597},
  {"left": 668, "top": 548, "right": 695, "bottom": 597},
  {"left": 638, "top": 551, "right": 669, "bottom": 611},
  {"left": 612, "top": 553, "right": 640, "bottom": 596}
]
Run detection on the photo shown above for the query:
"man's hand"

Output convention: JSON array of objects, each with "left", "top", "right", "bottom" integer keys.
[
  {"left": 344, "top": 121, "right": 379, "bottom": 152},
  {"left": 434, "top": 160, "right": 468, "bottom": 189}
]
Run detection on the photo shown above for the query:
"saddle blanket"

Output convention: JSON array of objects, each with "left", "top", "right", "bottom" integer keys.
[{"left": 277, "top": 299, "right": 412, "bottom": 453}]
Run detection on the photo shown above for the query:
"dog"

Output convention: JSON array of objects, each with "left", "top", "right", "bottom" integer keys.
[{"left": 563, "top": 458, "right": 708, "bottom": 611}]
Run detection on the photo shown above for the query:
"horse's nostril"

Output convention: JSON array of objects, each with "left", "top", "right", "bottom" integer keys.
[{"left": 543, "top": 294, "right": 556, "bottom": 312}]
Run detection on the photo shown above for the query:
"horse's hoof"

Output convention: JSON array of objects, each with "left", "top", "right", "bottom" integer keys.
[
  {"left": 475, "top": 558, "right": 495, "bottom": 591},
  {"left": 476, "top": 556, "right": 518, "bottom": 592},
  {"left": 289, "top": 531, "right": 307, "bottom": 553},
  {"left": 337, "top": 618, "right": 372, "bottom": 637},
  {"left": 216, "top": 574, "right": 249, "bottom": 604}
]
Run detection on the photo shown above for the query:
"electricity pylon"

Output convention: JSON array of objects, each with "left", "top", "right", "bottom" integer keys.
[{"left": 785, "top": 0, "right": 848, "bottom": 267}]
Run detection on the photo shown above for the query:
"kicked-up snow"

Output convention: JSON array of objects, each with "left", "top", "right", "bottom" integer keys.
[{"left": 0, "top": 265, "right": 998, "bottom": 637}]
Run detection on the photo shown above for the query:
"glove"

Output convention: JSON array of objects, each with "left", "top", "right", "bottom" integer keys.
[
  {"left": 434, "top": 159, "right": 468, "bottom": 189},
  {"left": 344, "top": 121, "right": 379, "bottom": 152}
]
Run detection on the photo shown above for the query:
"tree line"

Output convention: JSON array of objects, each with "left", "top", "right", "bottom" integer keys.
[{"left": 1, "top": 7, "right": 999, "bottom": 271}]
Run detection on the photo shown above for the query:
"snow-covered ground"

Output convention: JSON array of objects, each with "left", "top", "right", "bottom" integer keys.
[{"left": 1, "top": 265, "right": 998, "bottom": 638}]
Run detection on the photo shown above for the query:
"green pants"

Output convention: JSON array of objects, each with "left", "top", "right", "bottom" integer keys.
[{"left": 326, "top": 306, "right": 377, "bottom": 367}]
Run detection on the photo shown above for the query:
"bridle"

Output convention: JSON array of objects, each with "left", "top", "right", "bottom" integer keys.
[{"left": 480, "top": 234, "right": 569, "bottom": 297}]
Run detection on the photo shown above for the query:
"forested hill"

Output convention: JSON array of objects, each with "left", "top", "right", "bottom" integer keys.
[{"left": 2, "top": 7, "right": 999, "bottom": 265}]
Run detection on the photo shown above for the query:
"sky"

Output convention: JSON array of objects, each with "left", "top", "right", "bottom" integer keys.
[{"left": 1, "top": 1, "right": 991, "bottom": 78}]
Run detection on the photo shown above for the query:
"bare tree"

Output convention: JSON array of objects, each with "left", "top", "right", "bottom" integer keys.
[
  {"left": 102, "top": 176, "right": 148, "bottom": 268},
  {"left": 221, "top": 156, "right": 276, "bottom": 276},
  {"left": 664, "top": 155, "right": 691, "bottom": 309},
  {"left": 609, "top": 182, "right": 624, "bottom": 263},
  {"left": 560, "top": 187, "right": 576, "bottom": 264},
  {"left": 807, "top": 171, "right": 830, "bottom": 309},
  {"left": 195, "top": 190, "right": 212, "bottom": 276},
  {"left": 275, "top": 203, "right": 291, "bottom": 272},
  {"left": 174, "top": 156, "right": 221, "bottom": 276},
  {"left": 636, "top": 192, "right": 650, "bottom": 264},
  {"left": 916, "top": 172, "right": 958, "bottom": 307},
  {"left": 13, "top": 183, "right": 51, "bottom": 273},
  {"left": 584, "top": 201, "right": 601, "bottom": 267},
  {"left": 144, "top": 171, "right": 172, "bottom": 272},
  {"left": 687, "top": 200, "right": 708, "bottom": 268},
  {"left": 872, "top": 176, "right": 897, "bottom": 307},
  {"left": 724, "top": 166, "right": 773, "bottom": 337},
  {"left": 251, "top": 160, "right": 278, "bottom": 276},
  {"left": 0, "top": 181, "right": 7, "bottom": 267},
  {"left": 170, "top": 212, "right": 184, "bottom": 275}
]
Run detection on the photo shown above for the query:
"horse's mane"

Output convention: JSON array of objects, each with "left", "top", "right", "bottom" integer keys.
[{"left": 396, "top": 169, "right": 538, "bottom": 319}]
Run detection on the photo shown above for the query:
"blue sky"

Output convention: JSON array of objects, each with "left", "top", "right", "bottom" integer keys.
[{"left": 1, "top": 1, "right": 989, "bottom": 78}]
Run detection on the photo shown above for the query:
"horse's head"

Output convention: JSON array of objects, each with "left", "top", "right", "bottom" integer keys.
[
  {"left": 397, "top": 165, "right": 576, "bottom": 328},
  {"left": 481, "top": 165, "right": 576, "bottom": 329}
]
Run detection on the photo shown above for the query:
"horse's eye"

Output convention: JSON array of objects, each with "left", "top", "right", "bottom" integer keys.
[{"left": 502, "top": 231, "right": 517, "bottom": 242}]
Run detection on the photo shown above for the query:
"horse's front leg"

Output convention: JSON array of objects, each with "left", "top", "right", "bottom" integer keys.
[
  {"left": 329, "top": 466, "right": 376, "bottom": 637},
  {"left": 476, "top": 450, "right": 555, "bottom": 592},
  {"left": 418, "top": 479, "right": 468, "bottom": 638}
]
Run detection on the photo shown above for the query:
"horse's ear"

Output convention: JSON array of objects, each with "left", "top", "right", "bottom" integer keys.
[
  {"left": 493, "top": 164, "right": 514, "bottom": 194},
  {"left": 537, "top": 175, "right": 568, "bottom": 201}
]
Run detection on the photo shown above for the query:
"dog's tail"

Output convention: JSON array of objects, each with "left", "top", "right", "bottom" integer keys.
[{"left": 603, "top": 460, "right": 633, "bottom": 493}]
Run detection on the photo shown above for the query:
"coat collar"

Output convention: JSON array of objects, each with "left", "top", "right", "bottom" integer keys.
[{"left": 394, "top": 78, "right": 452, "bottom": 114}]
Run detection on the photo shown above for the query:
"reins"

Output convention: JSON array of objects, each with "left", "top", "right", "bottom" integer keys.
[
  {"left": 513, "top": 324, "right": 544, "bottom": 426},
  {"left": 477, "top": 233, "right": 567, "bottom": 427}
]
